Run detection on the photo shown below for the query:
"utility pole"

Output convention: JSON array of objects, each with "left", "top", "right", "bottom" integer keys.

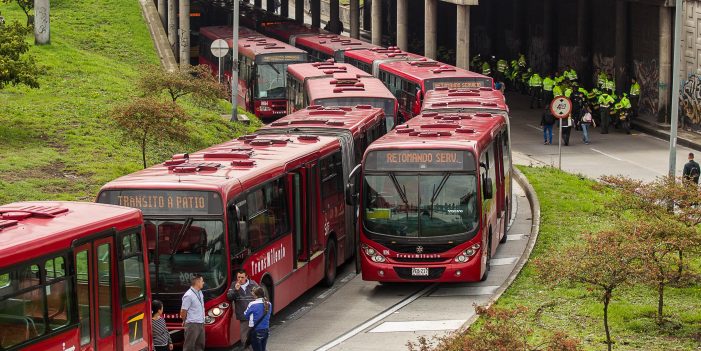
[
  {"left": 668, "top": 0, "right": 682, "bottom": 177},
  {"left": 231, "top": 0, "right": 240, "bottom": 122}
]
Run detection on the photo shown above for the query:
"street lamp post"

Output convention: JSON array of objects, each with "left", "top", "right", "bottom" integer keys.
[
  {"left": 668, "top": 0, "right": 683, "bottom": 177},
  {"left": 231, "top": 0, "right": 240, "bottom": 122}
]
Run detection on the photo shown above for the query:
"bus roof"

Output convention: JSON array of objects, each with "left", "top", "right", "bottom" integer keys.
[
  {"left": 100, "top": 134, "right": 341, "bottom": 196},
  {"left": 200, "top": 26, "right": 306, "bottom": 61},
  {"left": 343, "top": 47, "right": 424, "bottom": 64},
  {"left": 421, "top": 87, "right": 509, "bottom": 113},
  {"left": 294, "top": 34, "right": 381, "bottom": 56},
  {"left": 260, "top": 105, "right": 385, "bottom": 136},
  {"left": 287, "top": 61, "right": 372, "bottom": 82},
  {"left": 378, "top": 60, "right": 493, "bottom": 89},
  {"left": 306, "top": 74, "right": 396, "bottom": 101},
  {"left": 366, "top": 111, "right": 507, "bottom": 154},
  {"left": 0, "top": 201, "right": 142, "bottom": 267},
  {"left": 259, "top": 21, "right": 326, "bottom": 42}
]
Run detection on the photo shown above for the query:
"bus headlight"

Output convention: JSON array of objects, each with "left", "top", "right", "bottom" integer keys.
[
  {"left": 208, "top": 307, "right": 223, "bottom": 317},
  {"left": 218, "top": 302, "right": 230, "bottom": 309},
  {"left": 204, "top": 316, "right": 215, "bottom": 324},
  {"left": 454, "top": 244, "right": 480, "bottom": 263},
  {"left": 362, "top": 244, "right": 386, "bottom": 263}
]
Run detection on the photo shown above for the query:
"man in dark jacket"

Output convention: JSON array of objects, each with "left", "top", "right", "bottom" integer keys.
[
  {"left": 227, "top": 269, "right": 259, "bottom": 349},
  {"left": 683, "top": 153, "right": 700, "bottom": 185},
  {"left": 541, "top": 107, "right": 555, "bottom": 145}
]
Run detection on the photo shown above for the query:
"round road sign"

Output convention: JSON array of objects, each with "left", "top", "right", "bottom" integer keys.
[
  {"left": 210, "top": 39, "right": 230, "bottom": 58},
  {"left": 549, "top": 96, "right": 573, "bottom": 119}
]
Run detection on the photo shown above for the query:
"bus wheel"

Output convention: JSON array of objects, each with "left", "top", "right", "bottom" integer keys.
[
  {"left": 500, "top": 204, "right": 508, "bottom": 244},
  {"left": 481, "top": 238, "right": 491, "bottom": 282},
  {"left": 323, "top": 240, "right": 337, "bottom": 287}
]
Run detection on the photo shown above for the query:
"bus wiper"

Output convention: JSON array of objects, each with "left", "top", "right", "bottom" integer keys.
[
  {"left": 389, "top": 173, "right": 409, "bottom": 209},
  {"left": 267, "top": 63, "right": 280, "bottom": 75},
  {"left": 429, "top": 173, "right": 450, "bottom": 217},
  {"left": 170, "top": 217, "right": 194, "bottom": 256}
]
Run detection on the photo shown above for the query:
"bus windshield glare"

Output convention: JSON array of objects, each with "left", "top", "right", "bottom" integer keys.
[
  {"left": 315, "top": 97, "right": 396, "bottom": 130},
  {"left": 362, "top": 173, "right": 478, "bottom": 238},
  {"left": 256, "top": 63, "right": 289, "bottom": 99}
]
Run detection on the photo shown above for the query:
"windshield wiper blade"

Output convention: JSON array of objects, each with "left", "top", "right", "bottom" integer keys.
[
  {"left": 170, "top": 217, "right": 194, "bottom": 256},
  {"left": 389, "top": 173, "right": 409, "bottom": 208},
  {"left": 267, "top": 63, "right": 280, "bottom": 75},
  {"left": 429, "top": 173, "right": 450, "bottom": 217}
]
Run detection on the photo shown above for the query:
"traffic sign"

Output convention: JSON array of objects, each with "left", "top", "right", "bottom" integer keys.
[
  {"left": 210, "top": 39, "right": 229, "bottom": 58},
  {"left": 550, "top": 96, "right": 573, "bottom": 119}
]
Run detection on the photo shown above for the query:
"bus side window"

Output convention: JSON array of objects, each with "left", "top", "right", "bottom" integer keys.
[
  {"left": 246, "top": 178, "right": 290, "bottom": 250},
  {"left": 119, "top": 232, "right": 146, "bottom": 304},
  {"left": 320, "top": 152, "right": 344, "bottom": 203}
]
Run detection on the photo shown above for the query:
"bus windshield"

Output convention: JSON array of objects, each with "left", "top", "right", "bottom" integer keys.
[
  {"left": 145, "top": 219, "right": 227, "bottom": 296},
  {"left": 256, "top": 63, "right": 289, "bottom": 99},
  {"left": 362, "top": 173, "right": 478, "bottom": 238},
  {"left": 315, "top": 97, "right": 396, "bottom": 130}
]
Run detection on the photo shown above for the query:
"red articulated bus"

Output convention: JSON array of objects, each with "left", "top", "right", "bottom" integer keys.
[
  {"left": 258, "top": 105, "right": 389, "bottom": 165},
  {"left": 344, "top": 47, "right": 424, "bottom": 77},
  {"left": 239, "top": 2, "right": 293, "bottom": 31},
  {"left": 421, "top": 87, "right": 509, "bottom": 115},
  {"left": 0, "top": 202, "right": 151, "bottom": 351},
  {"left": 377, "top": 60, "right": 494, "bottom": 122},
  {"left": 347, "top": 111, "right": 512, "bottom": 283},
  {"left": 293, "top": 34, "right": 382, "bottom": 63},
  {"left": 286, "top": 64, "right": 398, "bottom": 130},
  {"left": 199, "top": 26, "right": 307, "bottom": 120},
  {"left": 97, "top": 134, "right": 353, "bottom": 349},
  {"left": 258, "top": 21, "right": 327, "bottom": 46}
]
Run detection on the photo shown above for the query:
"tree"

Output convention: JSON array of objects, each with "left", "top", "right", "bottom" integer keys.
[
  {"left": 535, "top": 230, "right": 641, "bottom": 351},
  {"left": 407, "top": 305, "right": 582, "bottom": 351},
  {"left": 139, "top": 64, "right": 227, "bottom": 105},
  {"left": 112, "top": 97, "right": 190, "bottom": 168},
  {"left": 1, "top": 0, "right": 33, "bottom": 27},
  {"left": 0, "top": 20, "right": 41, "bottom": 89}
]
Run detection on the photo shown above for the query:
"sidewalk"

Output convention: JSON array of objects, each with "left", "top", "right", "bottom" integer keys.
[{"left": 631, "top": 113, "right": 701, "bottom": 151}]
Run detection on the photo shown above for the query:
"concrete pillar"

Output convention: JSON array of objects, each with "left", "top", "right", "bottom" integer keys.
[
  {"left": 614, "top": 0, "right": 627, "bottom": 94},
  {"left": 157, "top": 0, "right": 166, "bottom": 27},
  {"left": 311, "top": 0, "right": 321, "bottom": 28},
  {"left": 456, "top": 5, "right": 470, "bottom": 69},
  {"left": 363, "top": 0, "right": 371, "bottom": 31},
  {"left": 168, "top": 0, "right": 177, "bottom": 53},
  {"left": 329, "top": 0, "right": 340, "bottom": 33},
  {"left": 350, "top": 0, "right": 360, "bottom": 38},
  {"left": 267, "top": 0, "right": 276, "bottom": 13},
  {"left": 424, "top": 0, "right": 437, "bottom": 59},
  {"left": 396, "top": 0, "right": 408, "bottom": 49},
  {"left": 281, "top": 0, "right": 289, "bottom": 17},
  {"left": 254, "top": 0, "right": 262, "bottom": 8},
  {"left": 179, "top": 0, "right": 190, "bottom": 68},
  {"left": 34, "top": 0, "right": 50, "bottom": 45},
  {"left": 542, "top": 0, "right": 553, "bottom": 73},
  {"left": 658, "top": 5, "right": 672, "bottom": 122},
  {"left": 576, "top": 0, "right": 590, "bottom": 84},
  {"left": 295, "top": 0, "right": 304, "bottom": 23},
  {"left": 372, "top": 0, "right": 382, "bottom": 45}
]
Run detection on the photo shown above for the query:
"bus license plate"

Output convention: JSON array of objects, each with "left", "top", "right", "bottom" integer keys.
[{"left": 411, "top": 268, "right": 429, "bottom": 276}]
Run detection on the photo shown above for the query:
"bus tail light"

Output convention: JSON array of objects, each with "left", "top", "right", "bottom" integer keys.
[
  {"left": 454, "top": 244, "right": 481, "bottom": 263},
  {"left": 362, "top": 244, "right": 386, "bottom": 263}
]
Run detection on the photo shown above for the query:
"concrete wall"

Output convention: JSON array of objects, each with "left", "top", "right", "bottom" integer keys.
[
  {"left": 630, "top": 2, "right": 661, "bottom": 116},
  {"left": 681, "top": 0, "right": 701, "bottom": 129}
]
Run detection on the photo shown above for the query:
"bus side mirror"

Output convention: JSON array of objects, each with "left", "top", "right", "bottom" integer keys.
[
  {"left": 483, "top": 178, "right": 494, "bottom": 200},
  {"left": 345, "top": 164, "right": 362, "bottom": 206}
]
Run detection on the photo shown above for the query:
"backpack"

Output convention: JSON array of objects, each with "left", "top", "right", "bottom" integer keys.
[
  {"left": 690, "top": 163, "right": 700, "bottom": 179},
  {"left": 543, "top": 113, "right": 555, "bottom": 125}
]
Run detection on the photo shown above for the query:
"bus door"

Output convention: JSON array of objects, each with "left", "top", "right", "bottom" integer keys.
[
  {"left": 73, "top": 236, "right": 118, "bottom": 351},
  {"left": 494, "top": 135, "right": 506, "bottom": 222},
  {"left": 290, "top": 170, "right": 310, "bottom": 268}
]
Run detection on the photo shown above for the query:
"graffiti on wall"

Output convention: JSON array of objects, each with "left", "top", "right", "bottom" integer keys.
[
  {"left": 528, "top": 36, "right": 550, "bottom": 73},
  {"left": 592, "top": 53, "right": 614, "bottom": 82},
  {"left": 681, "top": 74, "right": 701, "bottom": 131},
  {"left": 633, "top": 59, "right": 660, "bottom": 116},
  {"left": 558, "top": 46, "right": 579, "bottom": 73},
  {"left": 473, "top": 26, "right": 492, "bottom": 57}
]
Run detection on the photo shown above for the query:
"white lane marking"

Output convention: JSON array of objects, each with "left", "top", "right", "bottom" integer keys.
[
  {"left": 314, "top": 284, "right": 436, "bottom": 351},
  {"left": 506, "top": 234, "right": 528, "bottom": 241},
  {"left": 491, "top": 257, "right": 519, "bottom": 266},
  {"left": 590, "top": 148, "right": 623, "bottom": 161},
  {"left": 429, "top": 285, "right": 499, "bottom": 297},
  {"left": 369, "top": 320, "right": 467, "bottom": 333},
  {"left": 526, "top": 123, "right": 543, "bottom": 131}
]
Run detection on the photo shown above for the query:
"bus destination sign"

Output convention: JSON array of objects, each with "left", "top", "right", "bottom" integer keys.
[
  {"left": 98, "top": 190, "right": 223, "bottom": 215},
  {"left": 258, "top": 53, "right": 306, "bottom": 64},
  {"left": 427, "top": 79, "right": 491, "bottom": 90},
  {"left": 366, "top": 150, "right": 475, "bottom": 171}
]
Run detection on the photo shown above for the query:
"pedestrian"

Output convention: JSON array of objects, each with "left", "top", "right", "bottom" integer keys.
[
  {"left": 597, "top": 92, "right": 614, "bottom": 134},
  {"left": 560, "top": 114, "right": 573, "bottom": 146},
  {"left": 580, "top": 105, "right": 595, "bottom": 145},
  {"left": 542, "top": 74, "right": 555, "bottom": 105},
  {"left": 683, "top": 152, "right": 701, "bottom": 185},
  {"left": 228, "top": 269, "right": 260, "bottom": 350},
  {"left": 629, "top": 78, "right": 641, "bottom": 117},
  {"left": 528, "top": 72, "right": 543, "bottom": 109},
  {"left": 152, "top": 300, "right": 174, "bottom": 351},
  {"left": 243, "top": 287, "right": 272, "bottom": 351},
  {"left": 181, "top": 274, "right": 206, "bottom": 351},
  {"left": 541, "top": 106, "right": 555, "bottom": 145}
]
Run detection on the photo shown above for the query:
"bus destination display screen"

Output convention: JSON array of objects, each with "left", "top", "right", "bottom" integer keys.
[
  {"left": 257, "top": 53, "right": 306, "bottom": 64},
  {"left": 98, "top": 190, "right": 224, "bottom": 215},
  {"left": 365, "top": 150, "right": 475, "bottom": 172},
  {"left": 426, "top": 78, "right": 492, "bottom": 90}
]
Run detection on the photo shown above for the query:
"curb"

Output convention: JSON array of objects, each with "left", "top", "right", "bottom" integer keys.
[
  {"left": 632, "top": 120, "right": 701, "bottom": 151},
  {"left": 138, "top": 0, "right": 178, "bottom": 72},
  {"left": 458, "top": 166, "right": 541, "bottom": 329}
]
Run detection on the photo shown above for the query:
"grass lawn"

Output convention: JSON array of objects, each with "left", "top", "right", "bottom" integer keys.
[
  {"left": 487, "top": 167, "right": 701, "bottom": 350},
  {"left": 0, "top": 0, "right": 259, "bottom": 204}
]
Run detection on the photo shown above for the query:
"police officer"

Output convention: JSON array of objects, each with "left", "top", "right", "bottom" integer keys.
[
  {"left": 629, "top": 78, "right": 641, "bottom": 117},
  {"left": 481, "top": 61, "right": 492, "bottom": 77},
  {"left": 528, "top": 72, "right": 543, "bottom": 109},
  {"left": 542, "top": 75, "right": 555, "bottom": 105},
  {"left": 497, "top": 58, "right": 508, "bottom": 82},
  {"left": 598, "top": 92, "right": 615, "bottom": 134}
]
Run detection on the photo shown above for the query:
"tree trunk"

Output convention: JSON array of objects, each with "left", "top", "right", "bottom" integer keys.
[
  {"left": 657, "top": 282, "right": 665, "bottom": 324},
  {"left": 677, "top": 250, "right": 684, "bottom": 277},
  {"left": 604, "top": 292, "right": 612, "bottom": 351},
  {"left": 141, "top": 133, "right": 148, "bottom": 169}
]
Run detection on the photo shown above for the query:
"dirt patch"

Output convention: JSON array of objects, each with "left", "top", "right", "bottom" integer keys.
[{"left": 0, "top": 161, "right": 87, "bottom": 184}]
